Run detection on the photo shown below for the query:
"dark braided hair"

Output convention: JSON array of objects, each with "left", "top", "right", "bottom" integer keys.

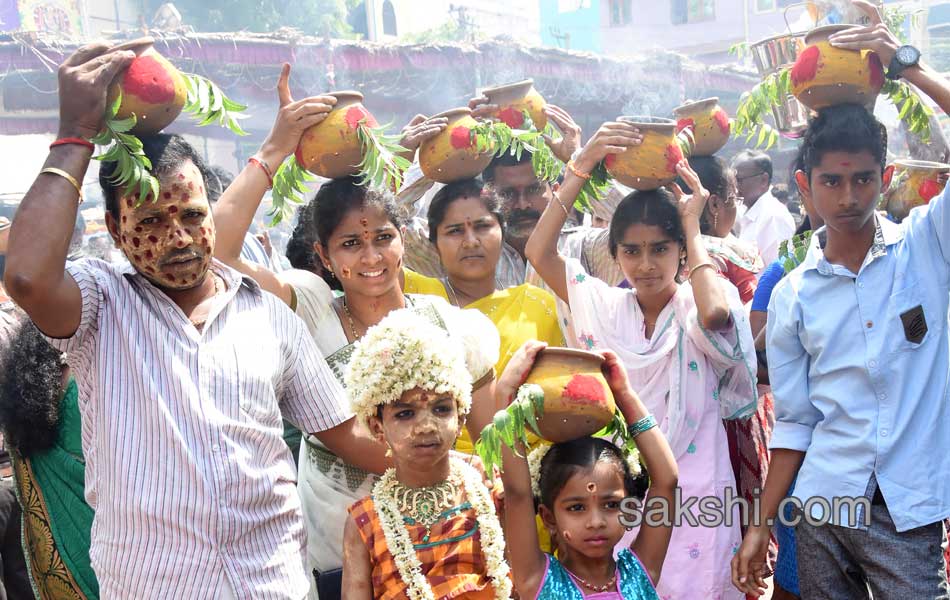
[
  {"left": 0, "top": 314, "right": 68, "bottom": 457},
  {"left": 537, "top": 437, "right": 647, "bottom": 510}
]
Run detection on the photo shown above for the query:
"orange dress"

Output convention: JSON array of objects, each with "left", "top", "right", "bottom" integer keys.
[{"left": 348, "top": 495, "right": 499, "bottom": 600}]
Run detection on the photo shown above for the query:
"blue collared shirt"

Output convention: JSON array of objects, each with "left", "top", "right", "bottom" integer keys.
[{"left": 767, "top": 188, "right": 950, "bottom": 532}]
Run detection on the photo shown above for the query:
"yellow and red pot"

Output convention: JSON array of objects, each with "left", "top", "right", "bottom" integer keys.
[
  {"left": 605, "top": 116, "right": 683, "bottom": 191},
  {"left": 419, "top": 108, "right": 494, "bottom": 183},
  {"left": 790, "top": 24, "right": 884, "bottom": 111},
  {"left": 107, "top": 39, "right": 187, "bottom": 135},
  {"left": 481, "top": 79, "right": 547, "bottom": 130},
  {"left": 673, "top": 97, "right": 731, "bottom": 156},
  {"left": 885, "top": 159, "right": 950, "bottom": 221},
  {"left": 295, "top": 91, "right": 378, "bottom": 178}
]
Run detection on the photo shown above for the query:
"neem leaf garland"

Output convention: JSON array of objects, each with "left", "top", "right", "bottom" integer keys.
[
  {"left": 267, "top": 119, "right": 410, "bottom": 226},
  {"left": 95, "top": 73, "right": 248, "bottom": 204},
  {"left": 882, "top": 79, "right": 933, "bottom": 144},
  {"left": 475, "top": 383, "right": 636, "bottom": 478},
  {"left": 91, "top": 91, "right": 160, "bottom": 205}
]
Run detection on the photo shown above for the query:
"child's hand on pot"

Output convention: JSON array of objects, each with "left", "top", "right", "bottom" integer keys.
[
  {"left": 601, "top": 350, "right": 650, "bottom": 423},
  {"left": 496, "top": 340, "right": 547, "bottom": 406}
]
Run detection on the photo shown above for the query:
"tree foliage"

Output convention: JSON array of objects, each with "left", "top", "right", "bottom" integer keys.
[{"left": 151, "top": 0, "right": 362, "bottom": 37}]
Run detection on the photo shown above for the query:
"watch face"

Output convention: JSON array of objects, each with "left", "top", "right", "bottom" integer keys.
[{"left": 897, "top": 45, "right": 920, "bottom": 66}]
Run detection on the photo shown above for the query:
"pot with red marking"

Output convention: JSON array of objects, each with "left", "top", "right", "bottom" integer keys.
[
  {"left": 106, "top": 38, "right": 188, "bottom": 135},
  {"left": 525, "top": 348, "right": 616, "bottom": 443},
  {"left": 605, "top": 116, "right": 683, "bottom": 191},
  {"left": 790, "top": 24, "right": 885, "bottom": 111},
  {"left": 419, "top": 108, "right": 494, "bottom": 183},
  {"left": 294, "top": 91, "right": 378, "bottom": 178},
  {"left": 480, "top": 79, "right": 547, "bottom": 130},
  {"left": 884, "top": 159, "right": 950, "bottom": 221},
  {"left": 673, "top": 98, "right": 731, "bottom": 156}
]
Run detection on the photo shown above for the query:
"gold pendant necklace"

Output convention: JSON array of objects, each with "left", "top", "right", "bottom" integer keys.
[{"left": 388, "top": 473, "right": 460, "bottom": 540}]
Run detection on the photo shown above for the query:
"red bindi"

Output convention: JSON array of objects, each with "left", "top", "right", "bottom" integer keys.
[
  {"left": 168, "top": 206, "right": 178, "bottom": 214},
  {"left": 132, "top": 237, "right": 140, "bottom": 248},
  {"left": 134, "top": 226, "right": 143, "bottom": 233},
  {"left": 147, "top": 235, "right": 158, "bottom": 243},
  {"left": 163, "top": 192, "right": 172, "bottom": 200}
]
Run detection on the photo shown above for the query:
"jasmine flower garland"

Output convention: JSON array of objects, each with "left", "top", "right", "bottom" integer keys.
[{"left": 373, "top": 458, "right": 512, "bottom": 600}]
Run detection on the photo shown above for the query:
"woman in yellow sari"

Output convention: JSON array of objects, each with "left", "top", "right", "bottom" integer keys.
[{"left": 424, "top": 178, "right": 564, "bottom": 551}]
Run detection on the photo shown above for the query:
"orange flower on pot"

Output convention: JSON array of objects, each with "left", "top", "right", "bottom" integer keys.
[
  {"left": 419, "top": 108, "right": 494, "bottom": 183},
  {"left": 605, "top": 117, "right": 683, "bottom": 190},
  {"left": 294, "top": 92, "right": 378, "bottom": 178},
  {"left": 525, "top": 348, "right": 617, "bottom": 443},
  {"left": 673, "top": 98, "right": 731, "bottom": 156},
  {"left": 481, "top": 79, "right": 547, "bottom": 130},
  {"left": 790, "top": 24, "right": 884, "bottom": 111},
  {"left": 885, "top": 159, "right": 950, "bottom": 221},
  {"left": 106, "top": 40, "right": 187, "bottom": 135}
]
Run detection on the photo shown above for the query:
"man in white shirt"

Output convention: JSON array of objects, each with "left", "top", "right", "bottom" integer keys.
[{"left": 733, "top": 150, "right": 796, "bottom": 268}]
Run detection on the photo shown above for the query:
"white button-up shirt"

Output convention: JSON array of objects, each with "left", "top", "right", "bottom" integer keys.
[
  {"left": 735, "top": 190, "right": 796, "bottom": 268},
  {"left": 47, "top": 258, "right": 349, "bottom": 599}
]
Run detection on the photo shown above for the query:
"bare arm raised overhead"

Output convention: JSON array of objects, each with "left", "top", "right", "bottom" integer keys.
[{"left": 5, "top": 42, "right": 135, "bottom": 338}]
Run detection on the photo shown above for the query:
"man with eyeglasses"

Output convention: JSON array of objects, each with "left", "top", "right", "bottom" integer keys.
[{"left": 733, "top": 150, "right": 796, "bottom": 267}]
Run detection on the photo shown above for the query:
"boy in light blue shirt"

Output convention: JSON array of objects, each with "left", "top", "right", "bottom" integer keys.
[{"left": 733, "top": 2, "right": 950, "bottom": 597}]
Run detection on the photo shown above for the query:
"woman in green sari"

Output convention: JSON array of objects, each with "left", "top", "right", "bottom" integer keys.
[{"left": 0, "top": 315, "right": 95, "bottom": 600}]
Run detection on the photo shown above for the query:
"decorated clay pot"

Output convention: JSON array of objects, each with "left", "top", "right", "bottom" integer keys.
[
  {"left": 885, "top": 159, "right": 950, "bottom": 221},
  {"left": 790, "top": 24, "right": 885, "bottom": 111},
  {"left": 419, "top": 108, "right": 494, "bottom": 183},
  {"left": 673, "top": 98, "right": 731, "bottom": 156},
  {"left": 481, "top": 79, "right": 547, "bottom": 130},
  {"left": 605, "top": 116, "right": 683, "bottom": 191},
  {"left": 525, "top": 348, "right": 616, "bottom": 443},
  {"left": 106, "top": 39, "right": 187, "bottom": 135},
  {"left": 294, "top": 91, "right": 377, "bottom": 178}
]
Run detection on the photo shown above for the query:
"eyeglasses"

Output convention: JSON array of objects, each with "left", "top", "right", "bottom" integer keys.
[
  {"left": 723, "top": 193, "right": 742, "bottom": 207},
  {"left": 735, "top": 172, "right": 765, "bottom": 183}
]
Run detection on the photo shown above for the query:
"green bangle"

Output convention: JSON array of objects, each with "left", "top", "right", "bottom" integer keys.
[{"left": 627, "top": 415, "right": 657, "bottom": 438}]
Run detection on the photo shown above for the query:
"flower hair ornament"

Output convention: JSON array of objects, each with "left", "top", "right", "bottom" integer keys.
[{"left": 344, "top": 304, "right": 499, "bottom": 426}]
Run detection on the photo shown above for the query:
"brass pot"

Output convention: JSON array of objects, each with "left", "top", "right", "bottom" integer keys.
[
  {"left": 419, "top": 108, "right": 494, "bottom": 183},
  {"left": 525, "top": 348, "right": 616, "bottom": 443},
  {"left": 885, "top": 159, "right": 950, "bottom": 221},
  {"left": 673, "top": 97, "right": 731, "bottom": 156},
  {"left": 790, "top": 24, "right": 884, "bottom": 111},
  {"left": 605, "top": 116, "right": 683, "bottom": 190},
  {"left": 750, "top": 32, "right": 805, "bottom": 76},
  {"left": 106, "top": 39, "right": 187, "bottom": 135},
  {"left": 294, "top": 91, "right": 377, "bottom": 178},
  {"left": 481, "top": 79, "right": 547, "bottom": 130}
]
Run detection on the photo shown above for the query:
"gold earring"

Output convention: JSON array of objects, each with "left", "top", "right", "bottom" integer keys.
[
  {"left": 713, "top": 212, "right": 719, "bottom": 229},
  {"left": 384, "top": 444, "right": 393, "bottom": 458}
]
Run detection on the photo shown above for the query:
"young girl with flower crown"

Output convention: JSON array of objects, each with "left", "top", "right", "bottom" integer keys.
[
  {"left": 497, "top": 340, "right": 678, "bottom": 599},
  {"left": 341, "top": 306, "right": 510, "bottom": 600}
]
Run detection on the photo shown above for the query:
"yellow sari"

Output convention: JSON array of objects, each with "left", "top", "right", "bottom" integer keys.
[
  {"left": 403, "top": 268, "right": 449, "bottom": 299},
  {"left": 453, "top": 283, "right": 565, "bottom": 452}
]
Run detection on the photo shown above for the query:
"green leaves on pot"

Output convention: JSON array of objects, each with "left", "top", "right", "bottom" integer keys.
[
  {"left": 92, "top": 91, "right": 160, "bottom": 205},
  {"left": 573, "top": 160, "right": 612, "bottom": 213},
  {"left": 475, "top": 383, "right": 546, "bottom": 478},
  {"left": 729, "top": 41, "right": 751, "bottom": 62},
  {"left": 356, "top": 122, "right": 412, "bottom": 192},
  {"left": 269, "top": 156, "right": 316, "bottom": 226},
  {"left": 470, "top": 113, "right": 564, "bottom": 184},
  {"left": 883, "top": 80, "right": 933, "bottom": 143},
  {"left": 595, "top": 409, "right": 637, "bottom": 457},
  {"left": 778, "top": 230, "right": 813, "bottom": 274},
  {"left": 732, "top": 69, "right": 788, "bottom": 150},
  {"left": 183, "top": 74, "right": 249, "bottom": 136}
]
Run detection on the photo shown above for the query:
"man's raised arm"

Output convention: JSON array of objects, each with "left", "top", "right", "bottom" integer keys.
[{"left": 5, "top": 42, "right": 134, "bottom": 338}]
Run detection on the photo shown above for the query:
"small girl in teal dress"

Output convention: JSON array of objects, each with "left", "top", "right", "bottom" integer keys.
[{"left": 496, "top": 341, "right": 680, "bottom": 600}]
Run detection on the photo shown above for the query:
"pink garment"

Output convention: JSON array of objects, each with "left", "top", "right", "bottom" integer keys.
[{"left": 565, "top": 259, "right": 753, "bottom": 600}]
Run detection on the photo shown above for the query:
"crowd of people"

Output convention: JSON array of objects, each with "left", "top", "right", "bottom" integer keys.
[{"left": 0, "top": 2, "right": 948, "bottom": 599}]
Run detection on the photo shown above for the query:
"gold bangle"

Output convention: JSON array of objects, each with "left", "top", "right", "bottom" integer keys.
[
  {"left": 552, "top": 193, "right": 571, "bottom": 217},
  {"left": 566, "top": 160, "right": 591, "bottom": 180},
  {"left": 40, "top": 168, "right": 83, "bottom": 204},
  {"left": 688, "top": 262, "right": 717, "bottom": 280}
]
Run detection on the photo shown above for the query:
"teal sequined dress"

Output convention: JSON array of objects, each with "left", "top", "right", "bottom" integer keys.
[{"left": 536, "top": 549, "right": 659, "bottom": 600}]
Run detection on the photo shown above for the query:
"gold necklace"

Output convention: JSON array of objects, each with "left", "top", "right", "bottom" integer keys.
[
  {"left": 443, "top": 277, "right": 498, "bottom": 308},
  {"left": 387, "top": 473, "right": 460, "bottom": 539},
  {"left": 567, "top": 566, "right": 618, "bottom": 593},
  {"left": 341, "top": 297, "right": 360, "bottom": 340}
]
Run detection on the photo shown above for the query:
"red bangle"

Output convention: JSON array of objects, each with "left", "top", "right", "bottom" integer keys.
[
  {"left": 248, "top": 157, "right": 273, "bottom": 189},
  {"left": 50, "top": 137, "right": 94, "bottom": 151}
]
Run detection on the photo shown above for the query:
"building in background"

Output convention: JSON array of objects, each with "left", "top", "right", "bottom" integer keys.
[
  {"left": 355, "top": 0, "right": 541, "bottom": 45},
  {"left": 539, "top": 0, "right": 601, "bottom": 52},
  {"left": 0, "top": 0, "right": 140, "bottom": 37}
]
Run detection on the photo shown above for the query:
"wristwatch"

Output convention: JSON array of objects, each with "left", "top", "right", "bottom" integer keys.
[{"left": 886, "top": 45, "right": 921, "bottom": 80}]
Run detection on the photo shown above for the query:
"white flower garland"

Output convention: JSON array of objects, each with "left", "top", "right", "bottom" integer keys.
[
  {"left": 527, "top": 442, "right": 642, "bottom": 499},
  {"left": 373, "top": 457, "right": 512, "bottom": 600}
]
